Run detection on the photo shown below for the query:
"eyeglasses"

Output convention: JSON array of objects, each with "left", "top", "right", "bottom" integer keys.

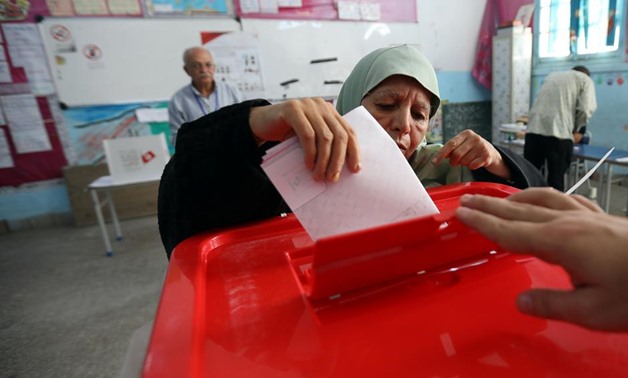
[{"left": 188, "top": 62, "right": 215, "bottom": 70}]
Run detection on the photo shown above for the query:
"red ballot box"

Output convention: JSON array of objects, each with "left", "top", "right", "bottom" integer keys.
[{"left": 143, "top": 182, "right": 628, "bottom": 377}]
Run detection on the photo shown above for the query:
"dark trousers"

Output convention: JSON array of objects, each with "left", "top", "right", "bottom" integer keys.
[{"left": 524, "top": 133, "right": 573, "bottom": 191}]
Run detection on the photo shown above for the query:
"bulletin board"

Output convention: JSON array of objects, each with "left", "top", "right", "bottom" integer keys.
[
  {"left": 0, "top": 22, "right": 70, "bottom": 187},
  {"left": 38, "top": 17, "right": 241, "bottom": 106},
  {"left": 241, "top": 19, "right": 423, "bottom": 100},
  {"left": 0, "top": 96, "right": 68, "bottom": 187}
]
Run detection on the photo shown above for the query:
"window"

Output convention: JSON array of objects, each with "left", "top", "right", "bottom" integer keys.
[{"left": 538, "top": 0, "right": 622, "bottom": 58}]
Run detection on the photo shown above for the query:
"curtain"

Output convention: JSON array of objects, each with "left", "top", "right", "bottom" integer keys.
[
  {"left": 471, "top": 1, "right": 498, "bottom": 88},
  {"left": 571, "top": 0, "right": 618, "bottom": 52},
  {"left": 607, "top": 0, "right": 617, "bottom": 45},
  {"left": 570, "top": 0, "right": 582, "bottom": 54},
  {"left": 472, "top": 0, "right": 535, "bottom": 89}
]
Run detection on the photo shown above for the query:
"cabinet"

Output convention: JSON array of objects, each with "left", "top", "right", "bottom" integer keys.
[{"left": 491, "top": 26, "right": 532, "bottom": 144}]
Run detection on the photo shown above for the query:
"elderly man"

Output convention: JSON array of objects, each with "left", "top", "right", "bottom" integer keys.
[
  {"left": 168, "top": 47, "right": 244, "bottom": 145},
  {"left": 524, "top": 66, "right": 597, "bottom": 191}
]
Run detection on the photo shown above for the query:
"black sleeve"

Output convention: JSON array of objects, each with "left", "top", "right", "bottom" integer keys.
[
  {"left": 471, "top": 145, "right": 547, "bottom": 189},
  {"left": 158, "top": 99, "right": 290, "bottom": 259}
]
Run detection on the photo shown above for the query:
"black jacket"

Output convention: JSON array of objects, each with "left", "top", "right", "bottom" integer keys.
[{"left": 158, "top": 100, "right": 546, "bottom": 259}]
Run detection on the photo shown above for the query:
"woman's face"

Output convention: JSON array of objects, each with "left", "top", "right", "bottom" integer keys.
[{"left": 360, "top": 75, "right": 432, "bottom": 159}]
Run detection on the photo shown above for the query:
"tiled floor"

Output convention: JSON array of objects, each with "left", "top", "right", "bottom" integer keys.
[{"left": 0, "top": 215, "right": 167, "bottom": 378}]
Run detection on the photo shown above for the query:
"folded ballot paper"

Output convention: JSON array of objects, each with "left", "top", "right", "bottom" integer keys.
[{"left": 261, "top": 106, "right": 439, "bottom": 240}]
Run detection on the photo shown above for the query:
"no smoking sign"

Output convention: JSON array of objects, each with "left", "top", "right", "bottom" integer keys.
[{"left": 83, "top": 44, "right": 103, "bottom": 61}]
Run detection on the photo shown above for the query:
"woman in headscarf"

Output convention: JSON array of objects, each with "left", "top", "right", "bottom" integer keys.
[
  {"left": 158, "top": 45, "right": 545, "bottom": 259},
  {"left": 336, "top": 45, "right": 543, "bottom": 188}
]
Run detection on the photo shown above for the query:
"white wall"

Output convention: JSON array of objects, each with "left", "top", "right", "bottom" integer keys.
[
  {"left": 416, "top": 0, "right": 487, "bottom": 72},
  {"left": 3, "top": 0, "right": 492, "bottom": 225}
]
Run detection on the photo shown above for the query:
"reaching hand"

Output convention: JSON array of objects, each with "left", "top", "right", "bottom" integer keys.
[
  {"left": 455, "top": 187, "right": 628, "bottom": 332},
  {"left": 433, "top": 130, "right": 510, "bottom": 179},
  {"left": 249, "top": 98, "right": 361, "bottom": 182}
]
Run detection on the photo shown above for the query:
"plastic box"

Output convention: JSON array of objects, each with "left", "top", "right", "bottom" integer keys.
[{"left": 143, "top": 182, "right": 628, "bottom": 377}]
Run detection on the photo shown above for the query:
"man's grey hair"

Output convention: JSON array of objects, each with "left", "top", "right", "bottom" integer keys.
[{"left": 182, "top": 47, "right": 213, "bottom": 66}]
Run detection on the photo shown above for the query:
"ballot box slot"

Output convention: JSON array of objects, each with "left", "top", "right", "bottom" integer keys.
[{"left": 286, "top": 206, "right": 510, "bottom": 308}]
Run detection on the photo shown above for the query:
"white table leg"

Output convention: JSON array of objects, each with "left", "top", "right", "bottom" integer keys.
[
  {"left": 605, "top": 164, "right": 613, "bottom": 213},
  {"left": 90, "top": 189, "right": 113, "bottom": 256},
  {"left": 597, "top": 169, "right": 605, "bottom": 208},
  {"left": 105, "top": 189, "right": 123, "bottom": 241}
]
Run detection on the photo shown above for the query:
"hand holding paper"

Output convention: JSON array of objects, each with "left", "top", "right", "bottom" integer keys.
[
  {"left": 249, "top": 98, "right": 360, "bottom": 182},
  {"left": 262, "top": 106, "right": 439, "bottom": 240}
]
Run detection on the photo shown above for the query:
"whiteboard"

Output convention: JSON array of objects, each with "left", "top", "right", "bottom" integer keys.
[
  {"left": 241, "top": 19, "right": 423, "bottom": 100},
  {"left": 39, "top": 18, "right": 240, "bottom": 107}
]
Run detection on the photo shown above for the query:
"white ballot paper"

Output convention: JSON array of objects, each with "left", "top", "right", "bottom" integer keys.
[{"left": 261, "top": 106, "right": 439, "bottom": 240}]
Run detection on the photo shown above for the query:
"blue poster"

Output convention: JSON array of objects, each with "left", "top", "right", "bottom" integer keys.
[
  {"left": 145, "top": 0, "right": 228, "bottom": 16},
  {"left": 63, "top": 102, "right": 170, "bottom": 165}
]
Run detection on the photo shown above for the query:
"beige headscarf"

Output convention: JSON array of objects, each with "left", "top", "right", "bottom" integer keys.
[{"left": 336, "top": 45, "right": 440, "bottom": 118}]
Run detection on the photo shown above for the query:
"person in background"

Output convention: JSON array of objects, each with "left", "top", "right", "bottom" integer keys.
[
  {"left": 524, "top": 66, "right": 597, "bottom": 191},
  {"left": 455, "top": 187, "right": 628, "bottom": 332},
  {"left": 158, "top": 45, "right": 546, "bottom": 259},
  {"left": 168, "top": 46, "right": 245, "bottom": 144},
  {"left": 572, "top": 125, "right": 589, "bottom": 145}
]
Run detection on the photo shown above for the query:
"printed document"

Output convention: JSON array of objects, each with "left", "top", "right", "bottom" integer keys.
[{"left": 261, "top": 106, "right": 438, "bottom": 240}]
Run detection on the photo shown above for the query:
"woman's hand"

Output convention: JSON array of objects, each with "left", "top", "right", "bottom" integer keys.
[
  {"left": 249, "top": 98, "right": 361, "bottom": 182},
  {"left": 433, "top": 130, "right": 510, "bottom": 179},
  {"left": 455, "top": 188, "right": 628, "bottom": 331}
]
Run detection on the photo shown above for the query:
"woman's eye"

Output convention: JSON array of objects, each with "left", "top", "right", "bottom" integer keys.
[
  {"left": 376, "top": 103, "right": 396, "bottom": 110},
  {"left": 411, "top": 112, "right": 426, "bottom": 121}
]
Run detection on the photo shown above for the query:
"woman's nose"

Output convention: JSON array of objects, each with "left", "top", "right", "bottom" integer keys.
[{"left": 392, "top": 109, "right": 413, "bottom": 134}]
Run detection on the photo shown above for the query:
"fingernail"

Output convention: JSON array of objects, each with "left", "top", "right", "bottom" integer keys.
[
  {"left": 455, "top": 206, "right": 471, "bottom": 218},
  {"left": 330, "top": 172, "right": 340, "bottom": 182},
  {"left": 459, "top": 194, "right": 472, "bottom": 204},
  {"left": 354, "top": 162, "right": 361, "bottom": 172}
]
